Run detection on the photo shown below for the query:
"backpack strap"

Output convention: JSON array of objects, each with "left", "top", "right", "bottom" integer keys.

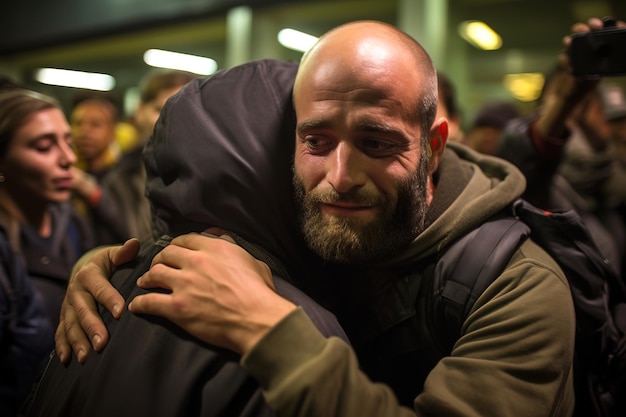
[{"left": 431, "top": 213, "right": 530, "bottom": 353}]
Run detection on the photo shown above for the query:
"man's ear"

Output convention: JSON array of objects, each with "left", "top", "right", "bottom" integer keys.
[{"left": 428, "top": 118, "right": 449, "bottom": 173}]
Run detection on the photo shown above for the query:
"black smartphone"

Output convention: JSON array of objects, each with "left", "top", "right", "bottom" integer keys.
[{"left": 568, "top": 25, "right": 626, "bottom": 77}]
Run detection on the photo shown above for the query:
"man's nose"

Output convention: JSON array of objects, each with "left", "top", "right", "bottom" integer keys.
[{"left": 327, "top": 142, "right": 366, "bottom": 193}]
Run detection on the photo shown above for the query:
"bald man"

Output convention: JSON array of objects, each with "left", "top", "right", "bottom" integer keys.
[{"left": 57, "top": 21, "right": 576, "bottom": 416}]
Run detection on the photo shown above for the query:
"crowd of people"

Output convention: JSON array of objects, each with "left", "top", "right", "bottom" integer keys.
[{"left": 1, "top": 13, "right": 625, "bottom": 417}]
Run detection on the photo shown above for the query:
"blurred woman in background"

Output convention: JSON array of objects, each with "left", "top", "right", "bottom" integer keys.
[{"left": 0, "top": 89, "right": 94, "bottom": 415}]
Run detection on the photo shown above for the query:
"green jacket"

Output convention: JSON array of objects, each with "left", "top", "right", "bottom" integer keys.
[{"left": 243, "top": 142, "right": 576, "bottom": 417}]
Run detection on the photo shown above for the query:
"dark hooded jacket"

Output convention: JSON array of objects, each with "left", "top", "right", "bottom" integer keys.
[{"left": 23, "top": 59, "right": 348, "bottom": 417}]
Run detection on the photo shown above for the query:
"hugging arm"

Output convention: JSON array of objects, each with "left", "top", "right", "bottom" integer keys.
[
  {"left": 55, "top": 238, "right": 140, "bottom": 364},
  {"left": 128, "top": 232, "right": 297, "bottom": 354}
]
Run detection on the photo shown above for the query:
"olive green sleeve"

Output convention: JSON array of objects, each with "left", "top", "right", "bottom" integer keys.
[
  {"left": 415, "top": 241, "right": 576, "bottom": 417},
  {"left": 242, "top": 307, "right": 416, "bottom": 417},
  {"left": 242, "top": 242, "right": 575, "bottom": 417}
]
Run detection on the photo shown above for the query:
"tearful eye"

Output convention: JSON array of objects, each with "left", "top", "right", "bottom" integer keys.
[
  {"left": 305, "top": 137, "right": 321, "bottom": 148},
  {"left": 361, "top": 138, "right": 397, "bottom": 157},
  {"left": 363, "top": 139, "right": 389, "bottom": 150},
  {"left": 301, "top": 135, "right": 333, "bottom": 154}
]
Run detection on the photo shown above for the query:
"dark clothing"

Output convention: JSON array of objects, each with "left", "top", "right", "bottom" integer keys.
[
  {"left": 498, "top": 116, "right": 626, "bottom": 279},
  {"left": 145, "top": 59, "right": 317, "bottom": 280},
  {"left": 11, "top": 202, "right": 94, "bottom": 329},
  {"left": 0, "top": 227, "right": 53, "bottom": 417},
  {"left": 81, "top": 183, "right": 131, "bottom": 246},
  {"left": 24, "top": 235, "right": 348, "bottom": 417},
  {"left": 0, "top": 201, "right": 91, "bottom": 416},
  {"left": 101, "top": 145, "right": 153, "bottom": 244},
  {"left": 24, "top": 60, "right": 349, "bottom": 417}
]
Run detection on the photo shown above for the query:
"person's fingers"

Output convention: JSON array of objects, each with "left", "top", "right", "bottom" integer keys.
[
  {"left": 137, "top": 262, "right": 183, "bottom": 290},
  {"left": 127, "top": 292, "right": 172, "bottom": 317},
  {"left": 111, "top": 238, "right": 141, "bottom": 267},
  {"left": 168, "top": 232, "right": 212, "bottom": 251},
  {"left": 54, "top": 320, "right": 71, "bottom": 365},
  {"left": 54, "top": 240, "right": 141, "bottom": 364},
  {"left": 570, "top": 22, "right": 590, "bottom": 34},
  {"left": 203, "top": 227, "right": 228, "bottom": 236},
  {"left": 149, "top": 242, "right": 190, "bottom": 271},
  {"left": 62, "top": 244, "right": 131, "bottom": 351},
  {"left": 205, "top": 232, "right": 277, "bottom": 290},
  {"left": 86, "top": 243, "right": 136, "bottom": 319},
  {"left": 566, "top": 17, "right": 616, "bottom": 48},
  {"left": 54, "top": 300, "right": 88, "bottom": 365},
  {"left": 55, "top": 294, "right": 96, "bottom": 364},
  {"left": 203, "top": 227, "right": 237, "bottom": 244},
  {"left": 586, "top": 17, "right": 604, "bottom": 30}
]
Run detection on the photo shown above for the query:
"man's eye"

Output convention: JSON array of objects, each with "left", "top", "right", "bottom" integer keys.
[
  {"left": 304, "top": 137, "right": 320, "bottom": 148},
  {"left": 362, "top": 139, "right": 396, "bottom": 154},
  {"left": 303, "top": 136, "right": 332, "bottom": 152},
  {"left": 363, "top": 139, "right": 386, "bottom": 149}
]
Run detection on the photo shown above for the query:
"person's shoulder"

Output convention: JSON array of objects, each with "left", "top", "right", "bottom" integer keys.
[
  {"left": 480, "top": 237, "right": 572, "bottom": 309},
  {"left": 505, "top": 238, "right": 570, "bottom": 289},
  {"left": 519, "top": 236, "right": 565, "bottom": 265},
  {"left": 468, "top": 238, "right": 575, "bottom": 341}
]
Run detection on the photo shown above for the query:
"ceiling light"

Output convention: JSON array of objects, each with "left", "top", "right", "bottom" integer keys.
[
  {"left": 143, "top": 49, "right": 217, "bottom": 75},
  {"left": 34, "top": 68, "right": 115, "bottom": 91},
  {"left": 503, "top": 72, "right": 544, "bottom": 102},
  {"left": 458, "top": 21, "right": 502, "bottom": 50},
  {"left": 278, "top": 28, "right": 318, "bottom": 53}
]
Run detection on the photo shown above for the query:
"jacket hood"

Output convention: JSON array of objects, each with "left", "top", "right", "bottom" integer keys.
[{"left": 144, "top": 59, "right": 314, "bottom": 275}]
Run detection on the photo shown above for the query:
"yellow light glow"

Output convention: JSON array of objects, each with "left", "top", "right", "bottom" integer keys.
[
  {"left": 458, "top": 21, "right": 502, "bottom": 51},
  {"left": 503, "top": 73, "right": 545, "bottom": 102},
  {"left": 143, "top": 49, "right": 217, "bottom": 75},
  {"left": 34, "top": 68, "right": 115, "bottom": 91},
  {"left": 278, "top": 28, "right": 318, "bottom": 53}
]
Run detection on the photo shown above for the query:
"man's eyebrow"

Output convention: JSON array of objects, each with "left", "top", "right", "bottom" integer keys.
[
  {"left": 296, "top": 119, "right": 332, "bottom": 134},
  {"left": 355, "top": 121, "right": 398, "bottom": 134},
  {"left": 297, "top": 120, "right": 399, "bottom": 134}
]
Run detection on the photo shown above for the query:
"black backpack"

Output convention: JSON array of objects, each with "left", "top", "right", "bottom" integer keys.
[{"left": 432, "top": 198, "right": 626, "bottom": 417}]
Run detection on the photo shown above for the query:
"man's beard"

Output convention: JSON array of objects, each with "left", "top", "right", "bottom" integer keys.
[{"left": 293, "top": 159, "right": 429, "bottom": 264}]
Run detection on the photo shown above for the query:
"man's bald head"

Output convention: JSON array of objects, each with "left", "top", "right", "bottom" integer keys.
[{"left": 295, "top": 20, "right": 438, "bottom": 133}]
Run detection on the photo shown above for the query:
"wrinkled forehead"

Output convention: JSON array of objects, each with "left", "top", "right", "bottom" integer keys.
[
  {"left": 295, "top": 29, "right": 429, "bottom": 109},
  {"left": 295, "top": 54, "right": 425, "bottom": 127}
]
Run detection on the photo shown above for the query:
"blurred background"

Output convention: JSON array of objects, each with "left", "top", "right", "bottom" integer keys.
[{"left": 2, "top": 0, "right": 625, "bottom": 131}]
